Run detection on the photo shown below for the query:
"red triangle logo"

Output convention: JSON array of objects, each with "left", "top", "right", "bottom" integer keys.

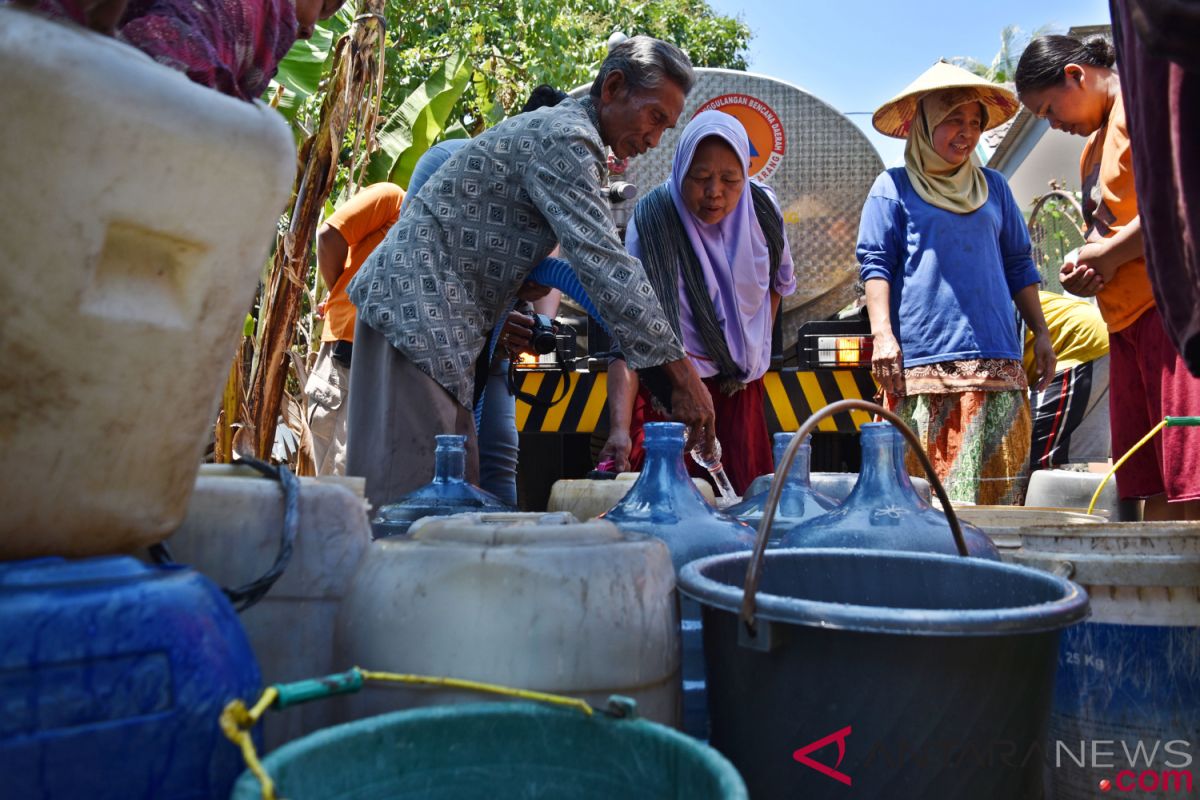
[{"left": 793, "top": 726, "right": 852, "bottom": 786}]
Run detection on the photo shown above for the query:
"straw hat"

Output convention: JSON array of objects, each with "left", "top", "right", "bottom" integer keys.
[{"left": 872, "top": 59, "right": 1020, "bottom": 139}]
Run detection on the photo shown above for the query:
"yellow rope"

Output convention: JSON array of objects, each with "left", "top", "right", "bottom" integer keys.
[
  {"left": 1087, "top": 418, "right": 1168, "bottom": 515},
  {"left": 219, "top": 686, "right": 280, "bottom": 800},
  {"left": 356, "top": 669, "right": 595, "bottom": 716},
  {"left": 221, "top": 670, "right": 595, "bottom": 800}
]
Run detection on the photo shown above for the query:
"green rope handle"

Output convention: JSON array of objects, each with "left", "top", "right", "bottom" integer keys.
[
  {"left": 271, "top": 669, "right": 365, "bottom": 709},
  {"left": 222, "top": 668, "right": 608, "bottom": 800}
]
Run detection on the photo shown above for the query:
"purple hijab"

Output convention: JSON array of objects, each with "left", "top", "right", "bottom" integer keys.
[{"left": 628, "top": 110, "right": 795, "bottom": 381}]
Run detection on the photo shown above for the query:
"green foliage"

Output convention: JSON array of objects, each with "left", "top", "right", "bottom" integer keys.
[
  {"left": 1029, "top": 191, "right": 1085, "bottom": 294},
  {"left": 380, "top": 0, "right": 750, "bottom": 141},
  {"left": 271, "top": 0, "right": 748, "bottom": 187},
  {"left": 950, "top": 23, "right": 1062, "bottom": 84},
  {"left": 274, "top": 22, "right": 340, "bottom": 97},
  {"left": 620, "top": 0, "right": 750, "bottom": 70},
  {"left": 269, "top": 7, "right": 354, "bottom": 130},
  {"left": 366, "top": 51, "right": 473, "bottom": 187}
]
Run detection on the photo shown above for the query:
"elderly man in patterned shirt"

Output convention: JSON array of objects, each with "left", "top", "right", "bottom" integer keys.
[{"left": 346, "top": 36, "right": 719, "bottom": 510}]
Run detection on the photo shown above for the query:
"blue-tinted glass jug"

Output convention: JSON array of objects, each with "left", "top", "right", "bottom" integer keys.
[
  {"left": 372, "top": 434, "right": 513, "bottom": 539},
  {"left": 778, "top": 422, "right": 999, "bottom": 559},
  {"left": 726, "top": 432, "right": 835, "bottom": 544},
  {"left": 601, "top": 422, "right": 754, "bottom": 738}
]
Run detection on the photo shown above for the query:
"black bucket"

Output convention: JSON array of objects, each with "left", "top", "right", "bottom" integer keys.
[
  {"left": 679, "top": 547, "right": 1088, "bottom": 798},
  {"left": 677, "top": 400, "right": 1090, "bottom": 799}
]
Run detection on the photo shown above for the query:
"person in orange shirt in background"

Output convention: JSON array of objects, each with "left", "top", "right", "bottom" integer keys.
[
  {"left": 1017, "top": 34, "right": 1200, "bottom": 520},
  {"left": 305, "top": 182, "right": 404, "bottom": 475}
]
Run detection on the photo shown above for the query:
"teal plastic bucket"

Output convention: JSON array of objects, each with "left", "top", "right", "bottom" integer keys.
[{"left": 229, "top": 700, "right": 747, "bottom": 799}]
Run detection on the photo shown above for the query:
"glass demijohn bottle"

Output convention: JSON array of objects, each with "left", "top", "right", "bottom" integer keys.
[
  {"left": 778, "top": 422, "right": 999, "bottom": 559},
  {"left": 372, "top": 434, "right": 513, "bottom": 539},
  {"left": 601, "top": 422, "right": 755, "bottom": 738},
  {"left": 726, "top": 432, "right": 836, "bottom": 543}
]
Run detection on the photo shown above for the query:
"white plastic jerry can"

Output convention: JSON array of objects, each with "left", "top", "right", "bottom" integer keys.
[{"left": 0, "top": 7, "right": 295, "bottom": 558}]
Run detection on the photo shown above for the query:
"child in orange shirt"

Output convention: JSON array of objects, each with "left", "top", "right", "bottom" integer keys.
[{"left": 1017, "top": 34, "right": 1200, "bottom": 519}]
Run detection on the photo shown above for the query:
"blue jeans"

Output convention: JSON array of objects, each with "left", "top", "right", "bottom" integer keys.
[
  {"left": 400, "top": 140, "right": 469, "bottom": 214},
  {"left": 477, "top": 358, "right": 519, "bottom": 505}
]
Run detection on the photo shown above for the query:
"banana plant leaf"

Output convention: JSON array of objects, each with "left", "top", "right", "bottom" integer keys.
[
  {"left": 266, "top": 8, "right": 353, "bottom": 122},
  {"left": 365, "top": 52, "right": 472, "bottom": 189}
]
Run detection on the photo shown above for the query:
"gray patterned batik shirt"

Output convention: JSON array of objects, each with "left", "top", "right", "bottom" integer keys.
[{"left": 347, "top": 97, "right": 685, "bottom": 408}]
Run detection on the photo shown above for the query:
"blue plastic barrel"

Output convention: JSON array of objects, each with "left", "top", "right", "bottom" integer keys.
[
  {"left": 0, "top": 556, "right": 261, "bottom": 799},
  {"left": 1012, "top": 523, "right": 1200, "bottom": 796}
]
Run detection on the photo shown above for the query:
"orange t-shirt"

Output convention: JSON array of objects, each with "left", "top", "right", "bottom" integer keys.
[
  {"left": 1079, "top": 91, "right": 1155, "bottom": 333},
  {"left": 321, "top": 183, "right": 405, "bottom": 343}
]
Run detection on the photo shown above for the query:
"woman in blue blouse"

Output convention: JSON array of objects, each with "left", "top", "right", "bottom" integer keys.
[{"left": 857, "top": 61, "right": 1055, "bottom": 504}]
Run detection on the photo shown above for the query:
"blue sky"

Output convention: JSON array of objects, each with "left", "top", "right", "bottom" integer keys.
[{"left": 705, "top": 0, "right": 1111, "bottom": 165}]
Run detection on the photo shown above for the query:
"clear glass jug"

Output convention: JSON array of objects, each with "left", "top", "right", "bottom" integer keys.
[
  {"left": 372, "top": 435, "right": 513, "bottom": 538},
  {"left": 778, "top": 422, "right": 999, "bottom": 559},
  {"left": 601, "top": 422, "right": 754, "bottom": 738}
]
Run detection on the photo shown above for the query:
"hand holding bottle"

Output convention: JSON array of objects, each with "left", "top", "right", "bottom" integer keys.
[{"left": 686, "top": 435, "right": 740, "bottom": 504}]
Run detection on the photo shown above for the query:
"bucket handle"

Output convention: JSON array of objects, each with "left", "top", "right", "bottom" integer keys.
[
  {"left": 738, "top": 399, "right": 967, "bottom": 636},
  {"left": 148, "top": 456, "right": 299, "bottom": 613},
  {"left": 222, "top": 668, "right": 634, "bottom": 800}
]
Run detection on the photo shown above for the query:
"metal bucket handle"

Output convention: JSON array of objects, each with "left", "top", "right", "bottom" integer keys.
[{"left": 738, "top": 399, "right": 968, "bottom": 635}]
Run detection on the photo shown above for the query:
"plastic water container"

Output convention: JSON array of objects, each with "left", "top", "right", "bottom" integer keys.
[
  {"left": 725, "top": 433, "right": 835, "bottom": 542},
  {"left": 231, "top": 699, "right": 747, "bottom": 800},
  {"left": 335, "top": 512, "right": 681, "bottom": 726},
  {"left": 0, "top": 556, "right": 261, "bottom": 799},
  {"left": 165, "top": 468, "right": 372, "bottom": 750},
  {"left": 1025, "top": 469, "right": 1139, "bottom": 521},
  {"left": 600, "top": 423, "right": 754, "bottom": 738},
  {"left": 1010, "top": 523, "right": 1200, "bottom": 797},
  {"left": 948, "top": 505, "right": 1104, "bottom": 556},
  {"left": 372, "top": 434, "right": 512, "bottom": 538},
  {"left": 780, "top": 423, "right": 999, "bottom": 559},
  {"left": 0, "top": 7, "right": 295, "bottom": 559},
  {"left": 547, "top": 472, "right": 718, "bottom": 520},
  {"left": 746, "top": 471, "right": 932, "bottom": 503}
]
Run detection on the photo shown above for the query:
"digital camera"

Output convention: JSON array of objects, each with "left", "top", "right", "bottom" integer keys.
[
  {"left": 528, "top": 313, "right": 576, "bottom": 367},
  {"left": 529, "top": 313, "right": 559, "bottom": 355}
]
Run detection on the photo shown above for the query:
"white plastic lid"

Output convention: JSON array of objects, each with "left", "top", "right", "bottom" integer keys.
[{"left": 411, "top": 511, "right": 627, "bottom": 546}]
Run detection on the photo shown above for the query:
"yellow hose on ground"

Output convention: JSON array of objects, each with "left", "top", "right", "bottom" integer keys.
[{"left": 1087, "top": 418, "right": 1170, "bottom": 515}]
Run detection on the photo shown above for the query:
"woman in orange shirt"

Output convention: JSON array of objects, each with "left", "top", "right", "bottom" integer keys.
[{"left": 1017, "top": 34, "right": 1200, "bottom": 519}]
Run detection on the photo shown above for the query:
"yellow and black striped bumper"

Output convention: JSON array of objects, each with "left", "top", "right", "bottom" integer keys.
[
  {"left": 514, "top": 371, "right": 610, "bottom": 434},
  {"left": 514, "top": 368, "right": 878, "bottom": 434}
]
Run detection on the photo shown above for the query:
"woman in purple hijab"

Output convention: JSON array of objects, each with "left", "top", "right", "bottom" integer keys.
[{"left": 599, "top": 110, "right": 796, "bottom": 493}]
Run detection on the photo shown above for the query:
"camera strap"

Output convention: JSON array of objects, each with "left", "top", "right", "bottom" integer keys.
[{"left": 506, "top": 359, "right": 572, "bottom": 408}]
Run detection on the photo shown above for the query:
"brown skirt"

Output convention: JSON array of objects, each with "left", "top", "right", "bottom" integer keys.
[{"left": 345, "top": 317, "right": 479, "bottom": 514}]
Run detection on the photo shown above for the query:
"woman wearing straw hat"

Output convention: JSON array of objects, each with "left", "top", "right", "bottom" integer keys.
[{"left": 858, "top": 60, "right": 1055, "bottom": 504}]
